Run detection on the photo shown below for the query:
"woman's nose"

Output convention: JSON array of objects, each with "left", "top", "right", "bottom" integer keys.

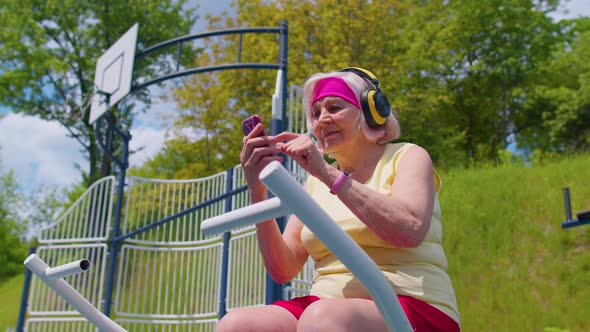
[{"left": 317, "top": 108, "right": 332, "bottom": 124}]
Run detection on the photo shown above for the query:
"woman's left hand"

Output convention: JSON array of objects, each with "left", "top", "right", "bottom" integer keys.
[{"left": 270, "top": 132, "right": 329, "bottom": 180}]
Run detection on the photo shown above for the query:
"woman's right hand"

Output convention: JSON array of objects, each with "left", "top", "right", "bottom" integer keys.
[
  {"left": 239, "top": 123, "right": 283, "bottom": 201},
  {"left": 240, "top": 126, "right": 308, "bottom": 282}
]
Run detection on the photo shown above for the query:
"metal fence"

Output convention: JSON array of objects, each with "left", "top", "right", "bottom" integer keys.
[{"left": 15, "top": 85, "right": 310, "bottom": 331}]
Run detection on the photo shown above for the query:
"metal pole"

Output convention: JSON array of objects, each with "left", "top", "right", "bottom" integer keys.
[
  {"left": 103, "top": 126, "right": 130, "bottom": 317},
  {"left": 218, "top": 167, "right": 233, "bottom": 318},
  {"left": 279, "top": 20, "right": 288, "bottom": 124},
  {"left": 16, "top": 247, "right": 36, "bottom": 332},
  {"left": 563, "top": 187, "right": 572, "bottom": 221},
  {"left": 265, "top": 19, "right": 289, "bottom": 305}
]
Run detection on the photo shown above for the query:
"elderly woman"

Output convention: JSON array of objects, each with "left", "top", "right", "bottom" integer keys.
[{"left": 217, "top": 68, "right": 460, "bottom": 332}]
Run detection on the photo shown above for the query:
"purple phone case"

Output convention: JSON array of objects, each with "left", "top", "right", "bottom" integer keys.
[{"left": 241, "top": 116, "right": 263, "bottom": 136}]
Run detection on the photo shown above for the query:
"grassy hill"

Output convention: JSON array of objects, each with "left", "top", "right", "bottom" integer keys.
[
  {"left": 440, "top": 154, "right": 589, "bottom": 331},
  {"left": 1, "top": 154, "right": 588, "bottom": 331}
]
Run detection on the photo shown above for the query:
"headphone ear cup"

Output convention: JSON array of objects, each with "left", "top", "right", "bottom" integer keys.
[
  {"left": 373, "top": 90, "right": 391, "bottom": 118},
  {"left": 360, "top": 88, "right": 379, "bottom": 128},
  {"left": 360, "top": 88, "right": 391, "bottom": 128}
]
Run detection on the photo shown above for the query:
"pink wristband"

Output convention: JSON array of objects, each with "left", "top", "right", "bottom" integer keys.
[{"left": 330, "top": 170, "right": 351, "bottom": 195}]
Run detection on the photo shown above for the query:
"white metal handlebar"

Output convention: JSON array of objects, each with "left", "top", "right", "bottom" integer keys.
[
  {"left": 201, "top": 196, "right": 289, "bottom": 235},
  {"left": 24, "top": 254, "right": 127, "bottom": 332}
]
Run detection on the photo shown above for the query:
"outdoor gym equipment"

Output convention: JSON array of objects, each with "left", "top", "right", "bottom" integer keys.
[
  {"left": 202, "top": 161, "right": 413, "bottom": 332},
  {"left": 561, "top": 187, "right": 590, "bottom": 228},
  {"left": 23, "top": 161, "right": 413, "bottom": 332}
]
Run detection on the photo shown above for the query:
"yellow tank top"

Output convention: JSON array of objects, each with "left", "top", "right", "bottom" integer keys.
[{"left": 301, "top": 143, "right": 460, "bottom": 324}]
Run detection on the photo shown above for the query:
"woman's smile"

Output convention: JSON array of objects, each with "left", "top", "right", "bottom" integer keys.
[{"left": 321, "top": 129, "right": 340, "bottom": 139}]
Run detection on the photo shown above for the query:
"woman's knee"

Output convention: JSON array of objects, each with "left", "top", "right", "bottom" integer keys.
[
  {"left": 216, "top": 305, "right": 297, "bottom": 332},
  {"left": 298, "top": 300, "right": 341, "bottom": 330},
  {"left": 216, "top": 308, "right": 251, "bottom": 332},
  {"left": 297, "top": 299, "right": 387, "bottom": 332}
]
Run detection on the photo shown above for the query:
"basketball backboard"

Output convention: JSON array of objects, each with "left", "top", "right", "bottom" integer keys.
[{"left": 89, "top": 23, "right": 138, "bottom": 124}]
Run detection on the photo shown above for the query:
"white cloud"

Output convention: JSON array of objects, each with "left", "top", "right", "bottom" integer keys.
[
  {"left": 0, "top": 111, "right": 168, "bottom": 192},
  {"left": 129, "top": 89, "right": 177, "bottom": 166},
  {"left": 129, "top": 122, "right": 167, "bottom": 167},
  {"left": 550, "top": 0, "right": 590, "bottom": 21},
  {"left": 0, "top": 113, "right": 84, "bottom": 191}
]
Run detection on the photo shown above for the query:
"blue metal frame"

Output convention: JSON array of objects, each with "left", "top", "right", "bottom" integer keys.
[
  {"left": 266, "top": 20, "right": 289, "bottom": 307},
  {"left": 105, "top": 21, "right": 289, "bottom": 318},
  {"left": 96, "top": 115, "right": 131, "bottom": 317},
  {"left": 16, "top": 247, "right": 36, "bottom": 332},
  {"left": 219, "top": 167, "right": 234, "bottom": 317},
  {"left": 15, "top": 21, "right": 289, "bottom": 330},
  {"left": 132, "top": 25, "right": 288, "bottom": 92}
]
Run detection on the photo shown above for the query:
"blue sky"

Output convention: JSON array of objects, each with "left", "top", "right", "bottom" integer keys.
[{"left": 1, "top": 0, "right": 589, "bottom": 193}]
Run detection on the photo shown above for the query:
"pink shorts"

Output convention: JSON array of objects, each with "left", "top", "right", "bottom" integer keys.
[{"left": 272, "top": 295, "right": 460, "bottom": 332}]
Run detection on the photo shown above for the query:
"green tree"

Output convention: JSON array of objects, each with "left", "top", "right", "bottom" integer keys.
[
  {"left": 25, "top": 185, "right": 69, "bottom": 233},
  {"left": 516, "top": 17, "right": 590, "bottom": 158},
  {"left": 143, "top": 0, "right": 453, "bottom": 177},
  {"left": 435, "top": 0, "right": 563, "bottom": 165},
  {"left": 0, "top": 155, "right": 28, "bottom": 282},
  {"left": 151, "top": 0, "right": 567, "bottom": 175},
  {"left": 0, "top": 0, "right": 198, "bottom": 186}
]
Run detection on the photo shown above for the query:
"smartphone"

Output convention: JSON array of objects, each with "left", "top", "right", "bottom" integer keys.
[{"left": 241, "top": 115, "right": 266, "bottom": 136}]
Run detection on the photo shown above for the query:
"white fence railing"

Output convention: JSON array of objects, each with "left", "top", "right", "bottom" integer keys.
[
  {"left": 37, "top": 176, "right": 115, "bottom": 244},
  {"left": 122, "top": 173, "right": 227, "bottom": 245},
  {"left": 114, "top": 243, "right": 224, "bottom": 319}
]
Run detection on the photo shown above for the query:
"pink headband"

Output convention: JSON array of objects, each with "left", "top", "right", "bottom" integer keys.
[{"left": 311, "top": 77, "right": 360, "bottom": 109}]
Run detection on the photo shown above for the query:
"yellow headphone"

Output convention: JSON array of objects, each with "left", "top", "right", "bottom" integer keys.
[{"left": 339, "top": 67, "right": 391, "bottom": 128}]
